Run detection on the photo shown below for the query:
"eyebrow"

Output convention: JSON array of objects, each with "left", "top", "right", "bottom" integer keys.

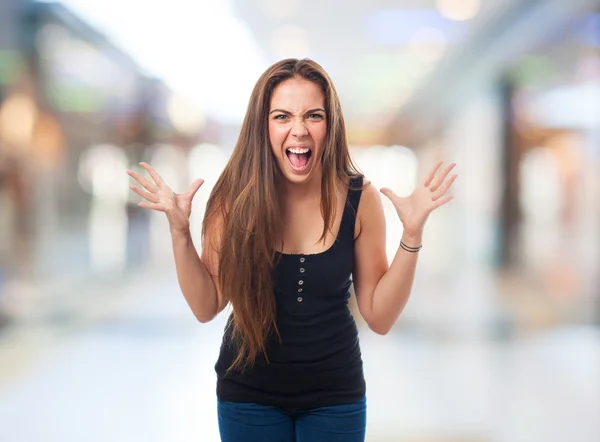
[{"left": 269, "top": 108, "right": 326, "bottom": 115}]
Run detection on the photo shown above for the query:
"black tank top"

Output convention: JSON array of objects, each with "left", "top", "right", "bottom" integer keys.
[{"left": 215, "top": 176, "right": 366, "bottom": 412}]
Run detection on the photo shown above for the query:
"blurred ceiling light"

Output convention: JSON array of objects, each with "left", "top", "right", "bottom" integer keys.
[
  {"left": 271, "top": 26, "right": 310, "bottom": 59},
  {"left": 167, "top": 94, "right": 207, "bottom": 136},
  {"left": 261, "top": 0, "right": 300, "bottom": 19},
  {"left": 0, "top": 93, "right": 38, "bottom": 153},
  {"left": 382, "top": 145, "right": 419, "bottom": 195},
  {"left": 188, "top": 143, "right": 229, "bottom": 194},
  {"left": 409, "top": 27, "right": 447, "bottom": 63},
  {"left": 436, "top": 0, "right": 481, "bottom": 21},
  {"left": 149, "top": 144, "right": 188, "bottom": 192},
  {"left": 78, "top": 144, "right": 129, "bottom": 201}
]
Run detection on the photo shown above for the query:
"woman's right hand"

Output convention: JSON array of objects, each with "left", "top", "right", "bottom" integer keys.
[{"left": 127, "top": 162, "right": 204, "bottom": 234}]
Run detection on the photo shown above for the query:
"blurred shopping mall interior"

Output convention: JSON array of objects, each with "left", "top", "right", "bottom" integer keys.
[{"left": 0, "top": 0, "right": 599, "bottom": 441}]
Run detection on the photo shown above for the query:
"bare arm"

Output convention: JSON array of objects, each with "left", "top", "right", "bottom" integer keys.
[
  {"left": 171, "top": 221, "right": 228, "bottom": 323},
  {"left": 127, "top": 162, "right": 227, "bottom": 323},
  {"left": 353, "top": 163, "right": 457, "bottom": 335},
  {"left": 353, "top": 183, "right": 418, "bottom": 335}
]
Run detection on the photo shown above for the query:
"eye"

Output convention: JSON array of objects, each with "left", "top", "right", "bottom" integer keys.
[
  {"left": 273, "top": 114, "right": 288, "bottom": 120},
  {"left": 308, "top": 113, "right": 324, "bottom": 120}
]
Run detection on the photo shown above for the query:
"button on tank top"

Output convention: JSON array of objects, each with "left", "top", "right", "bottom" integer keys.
[{"left": 215, "top": 176, "right": 365, "bottom": 412}]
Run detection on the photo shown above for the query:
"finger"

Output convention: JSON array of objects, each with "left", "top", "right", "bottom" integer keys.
[
  {"left": 129, "top": 185, "right": 160, "bottom": 203},
  {"left": 139, "top": 162, "right": 165, "bottom": 187},
  {"left": 127, "top": 170, "right": 158, "bottom": 193},
  {"left": 429, "top": 163, "right": 456, "bottom": 192},
  {"left": 432, "top": 195, "right": 454, "bottom": 210},
  {"left": 432, "top": 174, "right": 458, "bottom": 200},
  {"left": 423, "top": 161, "right": 443, "bottom": 187},
  {"left": 380, "top": 187, "right": 399, "bottom": 202},
  {"left": 185, "top": 179, "right": 205, "bottom": 198},
  {"left": 137, "top": 201, "right": 165, "bottom": 212}
]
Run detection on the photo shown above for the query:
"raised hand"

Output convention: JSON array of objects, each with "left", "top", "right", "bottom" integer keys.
[
  {"left": 380, "top": 161, "right": 457, "bottom": 237},
  {"left": 127, "top": 162, "right": 204, "bottom": 234}
]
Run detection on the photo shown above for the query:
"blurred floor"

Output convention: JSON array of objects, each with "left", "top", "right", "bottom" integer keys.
[{"left": 0, "top": 266, "right": 598, "bottom": 442}]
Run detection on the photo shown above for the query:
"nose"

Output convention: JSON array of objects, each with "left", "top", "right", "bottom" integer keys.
[{"left": 291, "top": 119, "right": 308, "bottom": 138}]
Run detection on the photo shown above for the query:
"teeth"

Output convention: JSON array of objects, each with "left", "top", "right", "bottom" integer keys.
[{"left": 287, "top": 147, "right": 310, "bottom": 154}]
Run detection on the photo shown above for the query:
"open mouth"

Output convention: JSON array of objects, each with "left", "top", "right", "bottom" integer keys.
[{"left": 285, "top": 146, "right": 312, "bottom": 172}]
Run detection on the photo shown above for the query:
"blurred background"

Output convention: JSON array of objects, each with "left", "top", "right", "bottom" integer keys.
[{"left": 0, "top": 0, "right": 599, "bottom": 441}]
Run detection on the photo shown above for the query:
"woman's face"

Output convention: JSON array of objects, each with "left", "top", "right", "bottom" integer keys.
[{"left": 268, "top": 77, "right": 327, "bottom": 185}]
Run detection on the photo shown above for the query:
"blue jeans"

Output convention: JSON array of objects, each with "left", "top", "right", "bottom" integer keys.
[{"left": 217, "top": 396, "right": 367, "bottom": 442}]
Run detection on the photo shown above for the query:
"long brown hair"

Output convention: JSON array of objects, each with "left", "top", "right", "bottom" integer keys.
[{"left": 202, "top": 58, "right": 362, "bottom": 371}]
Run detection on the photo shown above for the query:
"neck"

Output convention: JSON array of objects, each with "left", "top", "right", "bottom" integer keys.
[{"left": 280, "top": 171, "right": 322, "bottom": 202}]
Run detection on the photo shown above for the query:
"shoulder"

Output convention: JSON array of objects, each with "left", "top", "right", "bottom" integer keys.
[
  {"left": 353, "top": 178, "right": 385, "bottom": 239},
  {"left": 356, "top": 178, "right": 381, "bottom": 211}
]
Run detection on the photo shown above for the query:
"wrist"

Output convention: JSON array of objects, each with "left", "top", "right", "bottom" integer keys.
[
  {"left": 401, "top": 231, "right": 423, "bottom": 248},
  {"left": 170, "top": 222, "right": 191, "bottom": 238}
]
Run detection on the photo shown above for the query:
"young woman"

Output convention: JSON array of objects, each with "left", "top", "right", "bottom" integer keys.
[{"left": 127, "top": 58, "right": 457, "bottom": 442}]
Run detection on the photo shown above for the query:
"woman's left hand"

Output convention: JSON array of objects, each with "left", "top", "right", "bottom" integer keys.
[{"left": 380, "top": 161, "right": 458, "bottom": 237}]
